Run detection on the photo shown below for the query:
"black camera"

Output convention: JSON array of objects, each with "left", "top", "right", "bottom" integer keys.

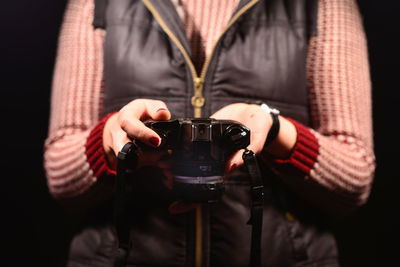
[{"left": 143, "top": 118, "right": 250, "bottom": 203}]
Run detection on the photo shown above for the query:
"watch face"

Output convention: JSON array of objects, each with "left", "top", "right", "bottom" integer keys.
[
  {"left": 260, "top": 103, "right": 280, "bottom": 115},
  {"left": 270, "top": 108, "right": 280, "bottom": 115}
]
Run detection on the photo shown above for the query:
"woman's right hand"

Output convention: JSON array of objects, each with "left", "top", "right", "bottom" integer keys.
[{"left": 102, "top": 99, "right": 171, "bottom": 169}]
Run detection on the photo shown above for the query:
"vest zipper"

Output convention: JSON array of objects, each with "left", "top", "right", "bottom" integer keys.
[
  {"left": 142, "top": 0, "right": 259, "bottom": 119},
  {"left": 198, "top": 0, "right": 260, "bottom": 93},
  {"left": 141, "top": 1, "right": 259, "bottom": 266}
]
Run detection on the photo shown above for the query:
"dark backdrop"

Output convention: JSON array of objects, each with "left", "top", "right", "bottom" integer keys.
[{"left": 0, "top": 1, "right": 398, "bottom": 266}]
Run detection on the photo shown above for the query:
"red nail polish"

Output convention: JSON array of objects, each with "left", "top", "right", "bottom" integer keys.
[{"left": 149, "top": 136, "right": 159, "bottom": 147}]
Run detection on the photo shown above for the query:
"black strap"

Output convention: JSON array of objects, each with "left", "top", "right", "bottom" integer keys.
[
  {"left": 264, "top": 112, "right": 280, "bottom": 147},
  {"left": 114, "top": 142, "right": 139, "bottom": 267},
  {"left": 243, "top": 149, "right": 264, "bottom": 267},
  {"left": 92, "top": 0, "right": 108, "bottom": 29},
  {"left": 113, "top": 143, "right": 263, "bottom": 267}
]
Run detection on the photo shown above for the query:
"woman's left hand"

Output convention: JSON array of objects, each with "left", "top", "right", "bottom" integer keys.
[{"left": 211, "top": 103, "right": 272, "bottom": 173}]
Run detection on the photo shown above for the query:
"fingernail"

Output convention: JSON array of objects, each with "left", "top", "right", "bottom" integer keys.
[
  {"left": 149, "top": 136, "right": 159, "bottom": 147},
  {"left": 157, "top": 108, "right": 167, "bottom": 112}
]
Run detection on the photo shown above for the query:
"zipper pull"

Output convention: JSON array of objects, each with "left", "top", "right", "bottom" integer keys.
[{"left": 191, "top": 77, "right": 205, "bottom": 118}]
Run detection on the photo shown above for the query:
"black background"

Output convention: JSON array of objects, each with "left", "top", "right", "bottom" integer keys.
[{"left": 0, "top": 1, "right": 398, "bottom": 266}]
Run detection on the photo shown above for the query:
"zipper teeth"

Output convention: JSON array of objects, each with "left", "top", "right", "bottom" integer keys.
[
  {"left": 142, "top": 0, "right": 260, "bottom": 95},
  {"left": 195, "top": 206, "right": 202, "bottom": 267},
  {"left": 199, "top": 0, "right": 260, "bottom": 80},
  {"left": 142, "top": 0, "right": 199, "bottom": 81}
]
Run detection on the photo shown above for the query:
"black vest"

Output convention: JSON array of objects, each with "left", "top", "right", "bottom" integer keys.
[{"left": 67, "top": 1, "right": 340, "bottom": 267}]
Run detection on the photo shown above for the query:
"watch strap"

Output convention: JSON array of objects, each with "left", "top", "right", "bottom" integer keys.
[
  {"left": 261, "top": 104, "right": 280, "bottom": 147},
  {"left": 265, "top": 112, "right": 280, "bottom": 146}
]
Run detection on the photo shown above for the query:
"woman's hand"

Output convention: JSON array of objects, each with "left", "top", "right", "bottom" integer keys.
[
  {"left": 211, "top": 103, "right": 297, "bottom": 173},
  {"left": 211, "top": 103, "right": 271, "bottom": 172},
  {"left": 102, "top": 99, "right": 171, "bottom": 169}
]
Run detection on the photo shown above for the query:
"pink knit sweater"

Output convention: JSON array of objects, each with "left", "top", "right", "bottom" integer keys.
[{"left": 44, "top": 0, "right": 376, "bottom": 215}]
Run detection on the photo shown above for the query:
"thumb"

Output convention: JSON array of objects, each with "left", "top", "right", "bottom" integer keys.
[
  {"left": 145, "top": 101, "right": 171, "bottom": 121},
  {"left": 225, "top": 149, "right": 245, "bottom": 174}
]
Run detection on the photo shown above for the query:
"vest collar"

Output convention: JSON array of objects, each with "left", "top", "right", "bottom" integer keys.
[{"left": 143, "top": 0, "right": 192, "bottom": 57}]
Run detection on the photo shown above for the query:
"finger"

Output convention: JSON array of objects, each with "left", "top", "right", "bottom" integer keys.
[
  {"left": 119, "top": 100, "right": 170, "bottom": 147},
  {"left": 225, "top": 149, "right": 244, "bottom": 174},
  {"left": 112, "top": 130, "right": 132, "bottom": 157},
  {"left": 119, "top": 116, "right": 160, "bottom": 147},
  {"left": 144, "top": 100, "right": 171, "bottom": 121},
  {"left": 128, "top": 99, "right": 171, "bottom": 121},
  {"left": 103, "top": 113, "right": 132, "bottom": 159},
  {"left": 225, "top": 131, "right": 268, "bottom": 175},
  {"left": 249, "top": 131, "right": 268, "bottom": 154}
]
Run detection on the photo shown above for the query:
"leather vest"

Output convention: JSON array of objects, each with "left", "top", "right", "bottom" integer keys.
[{"left": 67, "top": 1, "right": 340, "bottom": 266}]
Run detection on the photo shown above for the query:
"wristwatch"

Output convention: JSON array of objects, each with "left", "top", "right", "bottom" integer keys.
[{"left": 260, "top": 103, "right": 280, "bottom": 147}]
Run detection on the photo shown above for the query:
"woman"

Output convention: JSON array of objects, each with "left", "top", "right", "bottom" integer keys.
[{"left": 44, "top": 0, "right": 375, "bottom": 266}]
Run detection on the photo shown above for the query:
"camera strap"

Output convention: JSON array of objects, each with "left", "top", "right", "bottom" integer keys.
[
  {"left": 114, "top": 142, "right": 139, "bottom": 267},
  {"left": 113, "top": 143, "right": 263, "bottom": 267},
  {"left": 243, "top": 149, "right": 264, "bottom": 267}
]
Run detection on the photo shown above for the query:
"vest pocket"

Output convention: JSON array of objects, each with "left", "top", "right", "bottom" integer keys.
[
  {"left": 267, "top": 177, "right": 309, "bottom": 263},
  {"left": 281, "top": 211, "right": 308, "bottom": 262}
]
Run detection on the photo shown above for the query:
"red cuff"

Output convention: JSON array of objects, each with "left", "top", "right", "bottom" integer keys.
[
  {"left": 85, "top": 113, "right": 117, "bottom": 179},
  {"left": 263, "top": 118, "right": 319, "bottom": 175}
]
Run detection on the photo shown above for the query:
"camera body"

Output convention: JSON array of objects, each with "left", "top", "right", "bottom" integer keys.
[{"left": 144, "top": 118, "right": 250, "bottom": 203}]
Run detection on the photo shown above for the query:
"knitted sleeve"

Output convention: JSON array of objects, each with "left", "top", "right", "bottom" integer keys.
[
  {"left": 265, "top": 0, "right": 376, "bottom": 215},
  {"left": 43, "top": 0, "right": 113, "bottom": 201}
]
